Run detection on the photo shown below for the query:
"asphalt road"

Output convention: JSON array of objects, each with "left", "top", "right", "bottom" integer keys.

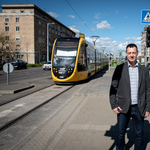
[
  {"left": 0, "top": 66, "right": 51, "bottom": 84},
  {"left": 0, "top": 67, "right": 54, "bottom": 105}
]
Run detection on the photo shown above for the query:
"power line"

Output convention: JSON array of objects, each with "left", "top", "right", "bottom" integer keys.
[{"left": 66, "top": 0, "right": 94, "bottom": 36}]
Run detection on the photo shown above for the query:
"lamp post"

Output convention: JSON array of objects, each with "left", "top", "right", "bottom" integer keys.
[
  {"left": 101, "top": 46, "right": 106, "bottom": 66},
  {"left": 91, "top": 36, "right": 100, "bottom": 73},
  {"left": 47, "top": 22, "right": 55, "bottom": 62}
]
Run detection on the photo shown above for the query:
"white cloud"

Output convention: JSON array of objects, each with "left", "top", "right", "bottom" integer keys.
[
  {"left": 69, "top": 26, "right": 80, "bottom": 33},
  {"left": 125, "top": 16, "right": 128, "bottom": 18},
  {"left": 94, "top": 12, "right": 101, "bottom": 19},
  {"left": 85, "top": 36, "right": 142, "bottom": 53},
  {"left": 123, "top": 37, "right": 141, "bottom": 41},
  {"left": 68, "top": 15, "right": 75, "bottom": 19},
  {"left": 90, "top": 28, "right": 95, "bottom": 31},
  {"left": 116, "top": 10, "right": 118, "bottom": 14},
  {"left": 97, "top": 20, "right": 113, "bottom": 30},
  {"left": 48, "top": 12, "right": 60, "bottom": 18},
  {"left": 99, "top": 37, "right": 113, "bottom": 41},
  {"left": 93, "top": 21, "right": 99, "bottom": 24}
]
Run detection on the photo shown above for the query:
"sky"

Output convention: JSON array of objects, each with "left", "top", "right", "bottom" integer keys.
[{"left": 0, "top": 0, "right": 150, "bottom": 54}]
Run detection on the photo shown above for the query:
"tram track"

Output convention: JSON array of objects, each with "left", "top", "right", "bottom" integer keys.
[{"left": 0, "top": 84, "right": 74, "bottom": 132}]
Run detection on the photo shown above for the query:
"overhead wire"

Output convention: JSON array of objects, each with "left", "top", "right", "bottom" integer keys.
[{"left": 66, "top": 0, "right": 94, "bottom": 36}]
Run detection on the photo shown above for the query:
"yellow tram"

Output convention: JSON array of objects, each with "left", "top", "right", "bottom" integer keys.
[{"left": 51, "top": 37, "right": 108, "bottom": 84}]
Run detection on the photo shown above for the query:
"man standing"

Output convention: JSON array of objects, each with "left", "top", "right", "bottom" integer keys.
[{"left": 109, "top": 43, "right": 150, "bottom": 150}]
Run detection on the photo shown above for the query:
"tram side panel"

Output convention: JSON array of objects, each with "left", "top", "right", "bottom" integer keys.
[
  {"left": 76, "top": 42, "right": 88, "bottom": 81},
  {"left": 87, "top": 45, "right": 95, "bottom": 77}
]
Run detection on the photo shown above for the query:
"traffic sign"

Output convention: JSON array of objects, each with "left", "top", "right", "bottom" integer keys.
[
  {"left": 3, "top": 63, "right": 14, "bottom": 73},
  {"left": 141, "top": 10, "right": 150, "bottom": 23},
  {"left": 3, "top": 63, "right": 14, "bottom": 84}
]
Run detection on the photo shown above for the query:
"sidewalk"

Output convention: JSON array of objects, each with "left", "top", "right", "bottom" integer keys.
[{"left": 3, "top": 68, "right": 150, "bottom": 150}]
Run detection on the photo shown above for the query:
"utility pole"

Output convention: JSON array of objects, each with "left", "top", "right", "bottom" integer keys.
[
  {"left": 109, "top": 50, "right": 110, "bottom": 71},
  {"left": 91, "top": 36, "right": 100, "bottom": 73}
]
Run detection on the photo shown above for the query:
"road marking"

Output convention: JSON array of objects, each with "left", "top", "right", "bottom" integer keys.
[{"left": 0, "top": 103, "right": 26, "bottom": 117}]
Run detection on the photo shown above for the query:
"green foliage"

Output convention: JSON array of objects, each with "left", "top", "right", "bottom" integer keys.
[
  {"left": 27, "top": 64, "right": 43, "bottom": 67},
  {"left": 0, "top": 65, "right": 3, "bottom": 70}
]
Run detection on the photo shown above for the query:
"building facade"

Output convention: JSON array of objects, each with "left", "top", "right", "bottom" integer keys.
[
  {"left": 0, "top": 4, "right": 75, "bottom": 64},
  {"left": 141, "top": 24, "right": 150, "bottom": 61}
]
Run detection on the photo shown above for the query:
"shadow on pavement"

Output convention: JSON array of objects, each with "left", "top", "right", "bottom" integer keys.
[
  {"left": 78, "top": 66, "right": 109, "bottom": 85},
  {"left": 104, "top": 119, "right": 150, "bottom": 150}
]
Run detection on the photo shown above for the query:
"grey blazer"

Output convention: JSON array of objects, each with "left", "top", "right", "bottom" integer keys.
[{"left": 109, "top": 62, "right": 150, "bottom": 117}]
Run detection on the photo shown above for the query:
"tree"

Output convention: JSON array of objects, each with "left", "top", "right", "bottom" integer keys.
[
  {"left": 0, "top": 32, "right": 17, "bottom": 62},
  {"left": 35, "top": 37, "right": 47, "bottom": 64}
]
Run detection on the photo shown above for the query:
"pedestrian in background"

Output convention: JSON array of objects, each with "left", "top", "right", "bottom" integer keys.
[{"left": 109, "top": 43, "right": 150, "bottom": 150}]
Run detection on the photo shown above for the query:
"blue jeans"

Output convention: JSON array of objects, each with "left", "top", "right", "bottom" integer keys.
[{"left": 116, "top": 105, "right": 144, "bottom": 150}]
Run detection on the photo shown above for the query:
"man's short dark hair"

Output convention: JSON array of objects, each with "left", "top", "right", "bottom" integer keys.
[{"left": 126, "top": 43, "right": 138, "bottom": 52}]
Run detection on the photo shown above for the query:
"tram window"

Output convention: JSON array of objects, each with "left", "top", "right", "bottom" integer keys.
[{"left": 77, "top": 43, "right": 87, "bottom": 71}]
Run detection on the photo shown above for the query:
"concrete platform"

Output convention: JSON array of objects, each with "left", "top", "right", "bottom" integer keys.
[{"left": 0, "top": 82, "right": 34, "bottom": 94}]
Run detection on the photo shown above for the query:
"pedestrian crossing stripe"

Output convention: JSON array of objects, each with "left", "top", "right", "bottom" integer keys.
[{"left": 141, "top": 10, "right": 150, "bottom": 23}]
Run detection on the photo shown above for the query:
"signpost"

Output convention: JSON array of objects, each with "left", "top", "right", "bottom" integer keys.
[
  {"left": 141, "top": 10, "right": 150, "bottom": 24},
  {"left": 3, "top": 63, "right": 14, "bottom": 85}
]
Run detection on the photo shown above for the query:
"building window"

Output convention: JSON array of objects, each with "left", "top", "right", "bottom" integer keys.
[
  {"left": 5, "top": 36, "right": 9, "bottom": 40},
  {"left": 39, "top": 29, "right": 41, "bottom": 34},
  {"left": 5, "top": 17, "right": 9, "bottom": 23},
  {"left": 6, "top": 10, "right": 11, "bottom": 13},
  {"left": 49, "top": 27, "right": 51, "bottom": 32},
  {"left": 43, "top": 39, "right": 45, "bottom": 44},
  {"left": 52, "top": 29, "right": 54, "bottom": 33},
  {"left": 39, "top": 20, "right": 41, "bottom": 25},
  {"left": 5, "top": 27, "right": 9, "bottom": 31},
  {"left": 43, "top": 31, "right": 45, "bottom": 35},
  {"left": 55, "top": 24, "right": 57, "bottom": 29},
  {"left": 16, "top": 26, "right": 20, "bottom": 31},
  {"left": 16, "top": 36, "right": 20, "bottom": 41},
  {"left": 16, "top": 45, "right": 20, "bottom": 50},
  {"left": 55, "top": 30, "right": 57, "bottom": 34},
  {"left": 16, "top": 54, "right": 21, "bottom": 59},
  {"left": 42, "top": 22, "right": 45, "bottom": 27},
  {"left": 16, "top": 10, "right": 20, "bottom": 13},
  {"left": 5, "top": 45, "right": 9, "bottom": 50},
  {"left": 16, "top": 17, "right": 19, "bottom": 22},
  {"left": 39, "top": 37, "right": 41, "bottom": 43},
  {"left": 25, "top": 10, "right": 30, "bottom": 13}
]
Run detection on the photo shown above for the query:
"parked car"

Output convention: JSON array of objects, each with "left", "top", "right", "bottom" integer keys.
[
  {"left": 42, "top": 61, "right": 51, "bottom": 70},
  {"left": 10, "top": 60, "right": 27, "bottom": 70},
  {"left": 147, "top": 63, "right": 150, "bottom": 70}
]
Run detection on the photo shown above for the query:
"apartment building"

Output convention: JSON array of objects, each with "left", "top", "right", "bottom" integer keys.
[
  {"left": 0, "top": 4, "right": 75, "bottom": 64},
  {"left": 141, "top": 24, "right": 150, "bottom": 61}
]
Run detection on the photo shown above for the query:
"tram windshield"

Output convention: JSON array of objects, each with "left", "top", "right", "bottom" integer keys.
[{"left": 53, "top": 39, "right": 79, "bottom": 68}]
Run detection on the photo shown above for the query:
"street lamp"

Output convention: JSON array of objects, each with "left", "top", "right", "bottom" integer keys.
[
  {"left": 47, "top": 22, "right": 55, "bottom": 62},
  {"left": 91, "top": 36, "right": 100, "bottom": 73}
]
